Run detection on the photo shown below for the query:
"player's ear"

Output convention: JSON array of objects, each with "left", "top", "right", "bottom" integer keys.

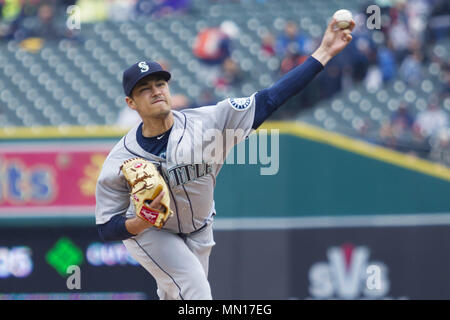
[{"left": 125, "top": 96, "right": 137, "bottom": 110}]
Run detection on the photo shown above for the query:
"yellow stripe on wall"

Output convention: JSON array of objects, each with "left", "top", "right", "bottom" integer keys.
[
  {"left": 258, "top": 121, "right": 450, "bottom": 182},
  {"left": 1, "top": 121, "right": 450, "bottom": 182},
  {"left": 0, "top": 125, "right": 127, "bottom": 139}
]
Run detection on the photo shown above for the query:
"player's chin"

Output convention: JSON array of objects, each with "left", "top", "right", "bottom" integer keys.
[{"left": 154, "top": 105, "right": 172, "bottom": 118}]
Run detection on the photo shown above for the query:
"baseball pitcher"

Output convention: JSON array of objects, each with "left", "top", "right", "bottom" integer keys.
[{"left": 95, "top": 17, "right": 355, "bottom": 300}]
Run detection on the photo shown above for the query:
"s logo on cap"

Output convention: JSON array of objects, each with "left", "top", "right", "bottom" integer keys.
[{"left": 138, "top": 61, "right": 149, "bottom": 73}]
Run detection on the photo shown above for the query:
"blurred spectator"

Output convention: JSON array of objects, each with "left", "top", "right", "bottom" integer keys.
[
  {"left": 377, "top": 40, "right": 397, "bottom": 82},
  {"left": 364, "top": 64, "right": 383, "bottom": 91},
  {"left": 426, "top": 0, "right": 450, "bottom": 43},
  {"left": 405, "top": 0, "right": 432, "bottom": 38},
  {"left": 378, "top": 103, "right": 427, "bottom": 155},
  {"left": 135, "top": 0, "right": 152, "bottom": 16},
  {"left": 32, "top": 3, "right": 59, "bottom": 38},
  {"left": 387, "top": 1, "right": 411, "bottom": 62},
  {"left": 391, "top": 102, "right": 415, "bottom": 132},
  {"left": 107, "top": 0, "right": 136, "bottom": 22},
  {"left": 347, "top": 33, "right": 377, "bottom": 82},
  {"left": 441, "top": 64, "right": 450, "bottom": 96},
  {"left": 0, "top": 0, "right": 22, "bottom": 40},
  {"left": 379, "top": 120, "right": 397, "bottom": 149},
  {"left": 260, "top": 32, "right": 275, "bottom": 57},
  {"left": 429, "top": 129, "right": 450, "bottom": 165},
  {"left": 193, "top": 21, "right": 237, "bottom": 65},
  {"left": 13, "top": 2, "right": 76, "bottom": 47},
  {"left": 414, "top": 101, "right": 448, "bottom": 139},
  {"left": 356, "top": 117, "right": 377, "bottom": 144},
  {"left": 0, "top": 0, "right": 22, "bottom": 21},
  {"left": 194, "top": 27, "right": 230, "bottom": 64},
  {"left": 399, "top": 49, "right": 423, "bottom": 87},
  {"left": 275, "top": 21, "right": 309, "bottom": 57},
  {"left": 135, "top": 0, "right": 190, "bottom": 18},
  {"left": 151, "top": 0, "right": 190, "bottom": 17},
  {"left": 1, "top": 1, "right": 40, "bottom": 41},
  {"left": 279, "top": 45, "right": 307, "bottom": 75},
  {"left": 214, "top": 57, "right": 243, "bottom": 90}
]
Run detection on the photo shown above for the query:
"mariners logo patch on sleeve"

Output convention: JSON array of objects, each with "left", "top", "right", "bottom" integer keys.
[{"left": 228, "top": 96, "right": 252, "bottom": 111}]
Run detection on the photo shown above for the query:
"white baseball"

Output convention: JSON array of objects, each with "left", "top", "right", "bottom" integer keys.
[{"left": 333, "top": 9, "right": 353, "bottom": 29}]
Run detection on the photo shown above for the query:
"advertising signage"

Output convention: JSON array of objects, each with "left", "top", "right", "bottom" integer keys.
[
  {"left": 0, "top": 143, "right": 111, "bottom": 216},
  {"left": 0, "top": 225, "right": 157, "bottom": 300}
]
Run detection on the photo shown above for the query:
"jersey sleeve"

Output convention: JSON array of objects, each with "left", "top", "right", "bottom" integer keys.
[
  {"left": 210, "top": 92, "right": 257, "bottom": 142},
  {"left": 95, "top": 159, "right": 132, "bottom": 225},
  {"left": 178, "top": 94, "right": 257, "bottom": 166}
]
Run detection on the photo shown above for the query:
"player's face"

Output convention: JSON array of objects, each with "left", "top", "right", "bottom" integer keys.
[{"left": 127, "top": 76, "right": 172, "bottom": 119}]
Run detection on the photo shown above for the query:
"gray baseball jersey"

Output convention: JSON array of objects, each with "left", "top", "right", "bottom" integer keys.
[
  {"left": 95, "top": 94, "right": 256, "bottom": 299},
  {"left": 95, "top": 94, "right": 256, "bottom": 231}
]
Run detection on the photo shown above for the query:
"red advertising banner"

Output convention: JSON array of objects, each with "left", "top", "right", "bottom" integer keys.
[{"left": 0, "top": 143, "right": 115, "bottom": 217}]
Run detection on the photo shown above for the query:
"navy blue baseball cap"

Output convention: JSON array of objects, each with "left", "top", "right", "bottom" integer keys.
[{"left": 122, "top": 61, "right": 171, "bottom": 97}]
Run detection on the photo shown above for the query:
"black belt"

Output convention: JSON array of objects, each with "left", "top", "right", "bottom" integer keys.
[{"left": 177, "top": 222, "right": 209, "bottom": 238}]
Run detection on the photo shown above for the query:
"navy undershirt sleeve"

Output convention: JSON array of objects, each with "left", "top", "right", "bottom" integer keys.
[
  {"left": 252, "top": 56, "right": 324, "bottom": 129},
  {"left": 97, "top": 214, "right": 135, "bottom": 242}
]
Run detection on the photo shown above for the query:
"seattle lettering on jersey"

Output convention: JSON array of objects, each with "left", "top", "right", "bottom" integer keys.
[{"left": 167, "top": 163, "right": 213, "bottom": 188}]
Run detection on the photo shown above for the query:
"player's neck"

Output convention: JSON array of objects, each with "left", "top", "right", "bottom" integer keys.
[{"left": 141, "top": 112, "right": 174, "bottom": 138}]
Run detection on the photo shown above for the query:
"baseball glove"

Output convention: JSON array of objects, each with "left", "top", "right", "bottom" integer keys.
[{"left": 121, "top": 158, "right": 173, "bottom": 228}]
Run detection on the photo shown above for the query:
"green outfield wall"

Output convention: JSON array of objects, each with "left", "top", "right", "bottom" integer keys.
[{"left": 215, "top": 132, "right": 450, "bottom": 217}]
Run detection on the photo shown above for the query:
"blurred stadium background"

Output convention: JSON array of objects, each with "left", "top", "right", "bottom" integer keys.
[{"left": 0, "top": 0, "right": 449, "bottom": 300}]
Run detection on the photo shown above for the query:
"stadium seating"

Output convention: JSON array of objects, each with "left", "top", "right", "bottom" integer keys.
[
  {"left": 299, "top": 41, "right": 450, "bottom": 143},
  {"left": 0, "top": 0, "right": 367, "bottom": 127}
]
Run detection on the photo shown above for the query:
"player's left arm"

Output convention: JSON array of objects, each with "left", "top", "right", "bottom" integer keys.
[{"left": 252, "top": 18, "right": 355, "bottom": 129}]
